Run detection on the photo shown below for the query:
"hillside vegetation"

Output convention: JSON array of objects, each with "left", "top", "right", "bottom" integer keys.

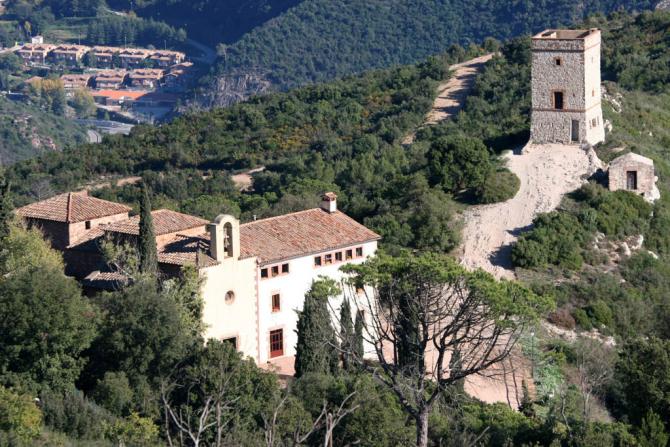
[
  {"left": 206, "top": 0, "right": 656, "bottom": 101},
  {"left": 0, "top": 96, "right": 87, "bottom": 165},
  {"left": 3, "top": 10, "right": 670, "bottom": 446}
]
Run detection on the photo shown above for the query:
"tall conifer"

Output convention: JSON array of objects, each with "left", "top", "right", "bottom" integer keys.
[
  {"left": 138, "top": 183, "right": 157, "bottom": 276},
  {"left": 294, "top": 279, "right": 339, "bottom": 378},
  {"left": 0, "top": 174, "right": 12, "bottom": 242},
  {"left": 340, "top": 298, "right": 354, "bottom": 371},
  {"left": 354, "top": 309, "right": 364, "bottom": 362}
]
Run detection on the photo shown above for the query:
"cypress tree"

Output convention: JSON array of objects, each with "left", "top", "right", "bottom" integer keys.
[
  {"left": 354, "top": 310, "right": 364, "bottom": 361},
  {"left": 340, "top": 298, "right": 354, "bottom": 371},
  {"left": 0, "top": 174, "right": 12, "bottom": 242},
  {"left": 294, "top": 279, "right": 339, "bottom": 378},
  {"left": 138, "top": 184, "right": 157, "bottom": 276}
]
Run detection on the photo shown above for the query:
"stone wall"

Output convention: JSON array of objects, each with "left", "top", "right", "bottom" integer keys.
[
  {"left": 530, "top": 30, "right": 604, "bottom": 146},
  {"left": 609, "top": 160, "right": 655, "bottom": 195}
]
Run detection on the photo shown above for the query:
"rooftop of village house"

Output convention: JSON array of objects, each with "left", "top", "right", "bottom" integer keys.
[
  {"left": 16, "top": 192, "right": 131, "bottom": 223},
  {"left": 17, "top": 192, "right": 381, "bottom": 267}
]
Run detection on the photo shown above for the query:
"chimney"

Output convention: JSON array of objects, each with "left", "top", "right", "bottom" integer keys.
[{"left": 320, "top": 192, "right": 337, "bottom": 213}]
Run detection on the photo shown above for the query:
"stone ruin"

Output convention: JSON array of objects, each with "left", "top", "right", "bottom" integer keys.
[{"left": 608, "top": 152, "right": 660, "bottom": 202}]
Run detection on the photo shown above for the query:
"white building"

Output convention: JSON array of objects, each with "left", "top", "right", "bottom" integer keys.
[
  {"left": 161, "top": 193, "right": 380, "bottom": 373},
  {"left": 34, "top": 193, "right": 380, "bottom": 375},
  {"left": 19, "top": 192, "right": 381, "bottom": 375}
]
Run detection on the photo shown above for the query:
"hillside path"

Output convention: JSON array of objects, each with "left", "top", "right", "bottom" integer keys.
[
  {"left": 403, "top": 53, "right": 494, "bottom": 144},
  {"left": 458, "top": 144, "right": 601, "bottom": 279}
]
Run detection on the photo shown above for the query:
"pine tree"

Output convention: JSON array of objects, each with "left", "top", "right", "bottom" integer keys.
[
  {"left": 340, "top": 298, "right": 354, "bottom": 371},
  {"left": 519, "top": 380, "right": 535, "bottom": 418},
  {"left": 138, "top": 184, "right": 157, "bottom": 276},
  {"left": 638, "top": 410, "right": 669, "bottom": 447},
  {"left": 0, "top": 174, "right": 12, "bottom": 242},
  {"left": 354, "top": 310, "right": 364, "bottom": 361},
  {"left": 294, "top": 279, "right": 340, "bottom": 378}
]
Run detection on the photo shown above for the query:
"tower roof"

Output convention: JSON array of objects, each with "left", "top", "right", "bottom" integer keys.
[{"left": 532, "top": 29, "right": 600, "bottom": 40}]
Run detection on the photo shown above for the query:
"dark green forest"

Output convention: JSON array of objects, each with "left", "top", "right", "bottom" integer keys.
[{"left": 207, "top": 0, "right": 657, "bottom": 93}]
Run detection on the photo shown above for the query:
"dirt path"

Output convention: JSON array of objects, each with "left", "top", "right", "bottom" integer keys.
[
  {"left": 231, "top": 166, "right": 265, "bottom": 191},
  {"left": 403, "top": 53, "right": 494, "bottom": 144},
  {"left": 459, "top": 144, "right": 602, "bottom": 280}
]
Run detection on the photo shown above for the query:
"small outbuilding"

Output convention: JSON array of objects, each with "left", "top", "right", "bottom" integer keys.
[{"left": 608, "top": 152, "right": 659, "bottom": 202}]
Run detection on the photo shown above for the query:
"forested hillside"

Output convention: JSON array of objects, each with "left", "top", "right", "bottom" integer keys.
[
  {"left": 108, "top": 0, "right": 301, "bottom": 45},
  {"left": 204, "top": 0, "right": 657, "bottom": 105},
  {"left": 0, "top": 96, "right": 87, "bottom": 165}
]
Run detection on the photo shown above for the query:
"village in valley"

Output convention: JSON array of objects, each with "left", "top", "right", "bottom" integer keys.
[{"left": 3, "top": 35, "right": 194, "bottom": 129}]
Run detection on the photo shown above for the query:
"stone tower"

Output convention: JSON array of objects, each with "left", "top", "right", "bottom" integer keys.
[{"left": 530, "top": 29, "right": 605, "bottom": 146}]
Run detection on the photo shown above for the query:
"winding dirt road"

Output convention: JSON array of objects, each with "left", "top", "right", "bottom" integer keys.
[
  {"left": 459, "top": 144, "right": 602, "bottom": 279},
  {"left": 403, "top": 53, "right": 494, "bottom": 144}
]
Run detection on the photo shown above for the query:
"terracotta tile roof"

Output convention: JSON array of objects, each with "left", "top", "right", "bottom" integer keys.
[
  {"left": 93, "top": 90, "right": 147, "bottom": 101},
  {"left": 104, "top": 209, "right": 208, "bottom": 236},
  {"left": 82, "top": 270, "right": 129, "bottom": 290},
  {"left": 240, "top": 208, "right": 380, "bottom": 265},
  {"left": 159, "top": 234, "right": 218, "bottom": 267},
  {"left": 157, "top": 208, "right": 379, "bottom": 268},
  {"left": 17, "top": 192, "right": 131, "bottom": 223},
  {"left": 68, "top": 227, "right": 106, "bottom": 250}
]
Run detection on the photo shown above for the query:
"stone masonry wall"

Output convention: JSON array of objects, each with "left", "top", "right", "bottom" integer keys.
[
  {"left": 609, "top": 161, "right": 655, "bottom": 195},
  {"left": 530, "top": 30, "right": 604, "bottom": 146}
]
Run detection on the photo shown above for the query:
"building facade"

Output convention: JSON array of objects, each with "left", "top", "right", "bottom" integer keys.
[
  {"left": 608, "top": 152, "right": 659, "bottom": 202},
  {"left": 17, "top": 192, "right": 379, "bottom": 374},
  {"left": 16, "top": 44, "right": 55, "bottom": 64},
  {"left": 531, "top": 29, "right": 605, "bottom": 146},
  {"left": 51, "top": 45, "right": 88, "bottom": 65}
]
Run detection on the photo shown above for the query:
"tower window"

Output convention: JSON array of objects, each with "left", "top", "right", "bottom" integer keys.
[
  {"left": 553, "top": 91, "right": 564, "bottom": 110},
  {"left": 85, "top": 221, "right": 92, "bottom": 230},
  {"left": 554, "top": 57, "right": 562, "bottom": 66}
]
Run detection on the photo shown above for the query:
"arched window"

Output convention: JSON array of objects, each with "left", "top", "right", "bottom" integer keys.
[
  {"left": 225, "top": 290, "right": 235, "bottom": 304},
  {"left": 223, "top": 222, "right": 234, "bottom": 257}
]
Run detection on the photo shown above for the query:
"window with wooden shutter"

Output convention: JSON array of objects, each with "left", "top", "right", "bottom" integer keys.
[{"left": 270, "top": 329, "right": 284, "bottom": 358}]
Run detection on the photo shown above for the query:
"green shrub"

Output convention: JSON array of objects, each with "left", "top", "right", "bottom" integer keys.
[
  {"left": 586, "top": 300, "right": 614, "bottom": 328},
  {"left": 475, "top": 168, "right": 520, "bottom": 204},
  {"left": 575, "top": 183, "right": 652, "bottom": 238},
  {"left": 40, "top": 390, "right": 115, "bottom": 441},
  {"left": 573, "top": 308, "right": 593, "bottom": 330},
  {"left": 512, "top": 212, "right": 588, "bottom": 269},
  {"left": 93, "top": 372, "right": 133, "bottom": 417},
  {"left": 0, "top": 386, "right": 42, "bottom": 442}
]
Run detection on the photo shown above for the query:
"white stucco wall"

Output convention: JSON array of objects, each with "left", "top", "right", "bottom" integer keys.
[
  {"left": 201, "top": 256, "right": 259, "bottom": 361},
  {"left": 256, "top": 241, "right": 378, "bottom": 364}
]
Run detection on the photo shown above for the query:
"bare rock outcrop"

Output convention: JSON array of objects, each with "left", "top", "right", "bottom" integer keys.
[{"left": 205, "top": 72, "right": 273, "bottom": 108}]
